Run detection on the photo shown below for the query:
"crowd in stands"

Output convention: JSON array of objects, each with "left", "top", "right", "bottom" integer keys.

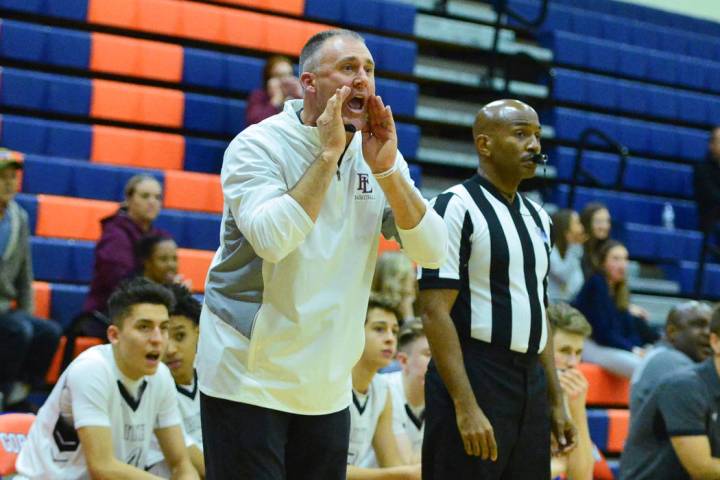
[{"left": 1, "top": 52, "right": 719, "bottom": 480}]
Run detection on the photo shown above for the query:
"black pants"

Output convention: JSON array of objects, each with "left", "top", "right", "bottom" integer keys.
[
  {"left": 422, "top": 341, "right": 550, "bottom": 480},
  {"left": 200, "top": 393, "right": 350, "bottom": 480},
  {"left": 0, "top": 310, "right": 62, "bottom": 385}
]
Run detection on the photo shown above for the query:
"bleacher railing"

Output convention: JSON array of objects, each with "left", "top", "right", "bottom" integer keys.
[
  {"left": 567, "top": 127, "right": 629, "bottom": 208},
  {"left": 487, "top": 0, "right": 549, "bottom": 92},
  {"left": 695, "top": 220, "right": 720, "bottom": 299}
]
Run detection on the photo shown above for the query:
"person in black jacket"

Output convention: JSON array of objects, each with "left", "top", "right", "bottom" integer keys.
[{"left": 694, "top": 126, "right": 720, "bottom": 233}]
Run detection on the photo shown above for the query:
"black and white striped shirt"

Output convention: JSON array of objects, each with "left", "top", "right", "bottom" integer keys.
[{"left": 418, "top": 174, "right": 552, "bottom": 354}]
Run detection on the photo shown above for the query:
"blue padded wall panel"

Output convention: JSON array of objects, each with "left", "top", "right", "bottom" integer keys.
[{"left": 50, "top": 283, "right": 89, "bottom": 330}]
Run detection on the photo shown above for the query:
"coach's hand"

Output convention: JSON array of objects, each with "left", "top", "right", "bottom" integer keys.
[
  {"left": 550, "top": 403, "right": 577, "bottom": 455},
  {"left": 362, "top": 95, "right": 398, "bottom": 174},
  {"left": 317, "top": 86, "right": 351, "bottom": 158},
  {"left": 455, "top": 400, "right": 497, "bottom": 461}
]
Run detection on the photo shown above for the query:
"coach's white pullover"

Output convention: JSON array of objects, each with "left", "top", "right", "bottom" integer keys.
[{"left": 197, "top": 100, "right": 447, "bottom": 415}]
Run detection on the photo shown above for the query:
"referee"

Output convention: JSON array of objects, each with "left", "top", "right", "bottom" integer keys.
[{"left": 418, "top": 99, "right": 576, "bottom": 479}]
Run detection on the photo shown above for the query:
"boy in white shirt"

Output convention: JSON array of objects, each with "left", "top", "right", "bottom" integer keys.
[
  {"left": 383, "top": 319, "right": 430, "bottom": 464},
  {"left": 15, "top": 278, "right": 198, "bottom": 480},
  {"left": 348, "top": 298, "right": 421, "bottom": 480},
  {"left": 147, "top": 284, "right": 204, "bottom": 477}
]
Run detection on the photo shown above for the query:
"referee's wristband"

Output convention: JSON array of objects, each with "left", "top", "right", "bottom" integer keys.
[{"left": 372, "top": 161, "right": 398, "bottom": 179}]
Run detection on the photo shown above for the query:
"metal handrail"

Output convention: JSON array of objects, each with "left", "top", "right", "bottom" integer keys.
[
  {"left": 487, "top": 0, "right": 550, "bottom": 92},
  {"left": 567, "top": 127, "right": 629, "bottom": 208}
]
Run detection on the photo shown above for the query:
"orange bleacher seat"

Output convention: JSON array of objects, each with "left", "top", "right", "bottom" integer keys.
[
  {"left": 36, "top": 195, "right": 117, "bottom": 241},
  {"left": 91, "top": 79, "right": 185, "bottom": 128},
  {"left": 178, "top": 248, "right": 213, "bottom": 293},
  {"left": 90, "top": 33, "right": 183, "bottom": 83},
  {"left": 0, "top": 413, "right": 35, "bottom": 476},
  {"left": 164, "top": 170, "right": 222, "bottom": 213},
  {"left": 214, "top": 0, "right": 304, "bottom": 16},
  {"left": 579, "top": 363, "right": 630, "bottom": 407},
  {"left": 46, "top": 336, "right": 104, "bottom": 384},
  {"left": 92, "top": 125, "right": 185, "bottom": 171},
  {"left": 607, "top": 408, "right": 630, "bottom": 453},
  {"left": 88, "top": 0, "right": 327, "bottom": 56},
  {"left": 378, "top": 236, "right": 401, "bottom": 255},
  {"left": 32, "top": 281, "right": 51, "bottom": 319}
]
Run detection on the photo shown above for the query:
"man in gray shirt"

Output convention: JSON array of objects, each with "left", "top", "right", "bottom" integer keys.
[
  {"left": 630, "top": 301, "right": 713, "bottom": 412},
  {"left": 620, "top": 304, "right": 720, "bottom": 480}
]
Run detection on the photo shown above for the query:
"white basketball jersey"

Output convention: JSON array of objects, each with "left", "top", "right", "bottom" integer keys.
[{"left": 348, "top": 375, "right": 390, "bottom": 467}]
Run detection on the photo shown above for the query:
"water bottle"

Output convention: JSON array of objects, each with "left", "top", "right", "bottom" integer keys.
[{"left": 662, "top": 202, "right": 675, "bottom": 230}]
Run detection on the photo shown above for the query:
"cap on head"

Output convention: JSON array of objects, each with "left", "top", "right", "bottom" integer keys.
[{"left": 0, "top": 149, "right": 23, "bottom": 171}]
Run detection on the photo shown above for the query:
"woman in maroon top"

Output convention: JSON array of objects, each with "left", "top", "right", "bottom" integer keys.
[
  {"left": 245, "top": 55, "right": 303, "bottom": 126},
  {"left": 83, "top": 174, "right": 169, "bottom": 316}
]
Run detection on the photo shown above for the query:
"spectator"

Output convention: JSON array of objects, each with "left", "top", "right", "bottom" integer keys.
[
  {"left": 347, "top": 298, "right": 421, "bottom": 479},
  {"left": 147, "top": 284, "right": 204, "bottom": 478},
  {"left": 548, "top": 209, "right": 586, "bottom": 303},
  {"left": 694, "top": 126, "right": 720, "bottom": 233},
  {"left": 245, "top": 55, "right": 303, "bottom": 126},
  {"left": 382, "top": 319, "right": 430, "bottom": 464},
  {"left": 547, "top": 303, "right": 612, "bottom": 480},
  {"left": 0, "top": 154, "right": 61, "bottom": 410},
  {"left": 573, "top": 239, "right": 659, "bottom": 378},
  {"left": 630, "top": 300, "right": 713, "bottom": 412},
  {"left": 579, "top": 202, "right": 611, "bottom": 277},
  {"left": 372, "top": 251, "right": 418, "bottom": 322},
  {"left": 83, "top": 174, "right": 167, "bottom": 317},
  {"left": 619, "top": 304, "right": 720, "bottom": 480},
  {"left": 136, "top": 235, "right": 180, "bottom": 286},
  {"left": 15, "top": 278, "right": 198, "bottom": 480}
]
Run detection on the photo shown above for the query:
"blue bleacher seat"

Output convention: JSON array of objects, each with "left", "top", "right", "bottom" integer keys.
[
  {"left": 50, "top": 283, "right": 89, "bottom": 329},
  {"left": 304, "top": 0, "right": 344, "bottom": 24},
  {"left": 620, "top": 223, "right": 703, "bottom": 263},
  {"left": 184, "top": 137, "right": 226, "bottom": 174},
  {"left": 31, "top": 237, "right": 95, "bottom": 283},
  {"left": 0, "top": 19, "right": 46, "bottom": 62},
  {"left": 0, "top": 68, "right": 92, "bottom": 117},
  {"left": 396, "top": 122, "right": 420, "bottom": 160},
  {"left": 0, "top": 20, "right": 90, "bottom": 69},
  {"left": 0, "top": 115, "right": 93, "bottom": 160},
  {"left": 155, "top": 210, "right": 221, "bottom": 251},
  {"left": 22, "top": 155, "right": 163, "bottom": 202},
  {"left": 225, "top": 55, "right": 264, "bottom": 93},
  {"left": 375, "top": 78, "right": 418, "bottom": 117},
  {"left": 182, "top": 49, "right": 225, "bottom": 90},
  {"left": 380, "top": 1, "right": 415, "bottom": 35},
  {"left": 15, "top": 193, "right": 38, "bottom": 235},
  {"left": 183, "top": 94, "right": 247, "bottom": 136},
  {"left": 663, "top": 262, "right": 720, "bottom": 297},
  {"left": 304, "top": 0, "right": 415, "bottom": 35},
  {"left": 46, "top": 26, "right": 90, "bottom": 69},
  {"left": 587, "top": 410, "right": 609, "bottom": 452}
]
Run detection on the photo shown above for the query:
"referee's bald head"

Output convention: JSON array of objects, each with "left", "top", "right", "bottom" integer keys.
[{"left": 472, "top": 99, "right": 537, "bottom": 139}]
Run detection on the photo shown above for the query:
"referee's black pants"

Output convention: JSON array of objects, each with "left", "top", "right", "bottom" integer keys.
[
  {"left": 200, "top": 392, "right": 350, "bottom": 480},
  {"left": 422, "top": 341, "right": 551, "bottom": 480}
]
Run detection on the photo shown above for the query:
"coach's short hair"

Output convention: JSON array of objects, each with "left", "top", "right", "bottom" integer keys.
[
  {"left": 168, "top": 283, "right": 201, "bottom": 326},
  {"left": 547, "top": 302, "right": 592, "bottom": 338},
  {"left": 299, "top": 29, "right": 364, "bottom": 73},
  {"left": 108, "top": 277, "right": 175, "bottom": 327}
]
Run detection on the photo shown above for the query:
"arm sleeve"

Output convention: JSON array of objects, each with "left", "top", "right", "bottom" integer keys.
[
  {"left": 223, "top": 133, "right": 314, "bottom": 264},
  {"left": 380, "top": 153, "right": 447, "bottom": 269},
  {"left": 154, "top": 369, "right": 182, "bottom": 430},
  {"left": 574, "top": 276, "right": 636, "bottom": 351},
  {"left": 66, "top": 359, "right": 113, "bottom": 429},
  {"left": 15, "top": 211, "right": 34, "bottom": 313},
  {"left": 418, "top": 193, "right": 474, "bottom": 290},
  {"left": 657, "top": 375, "right": 708, "bottom": 436}
]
